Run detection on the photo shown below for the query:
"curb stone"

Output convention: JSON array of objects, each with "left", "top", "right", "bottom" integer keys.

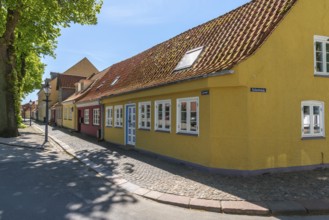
[
  {"left": 266, "top": 201, "right": 307, "bottom": 216},
  {"left": 32, "top": 125, "right": 329, "bottom": 216}
]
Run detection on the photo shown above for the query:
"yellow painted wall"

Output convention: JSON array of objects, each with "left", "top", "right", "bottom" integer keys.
[
  {"left": 103, "top": 79, "right": 214, "bottom": 166},
  {"left": 62, "top": 103, "right": 77, "bottom": 130},
  {"left": 233, "top": 0, "right": 329, "bottom": 170},
  {"left": 37, "top": 90, "right": 46, "bottom": 121},
  {"left": 102, "top": 0, "right": 329, "bottom": 172},
  {"left": 37, "top": 78, "right": 59, "bottom": 122},
  {"left": 63, "top": 58, "right": 98, "bottom": 77}
]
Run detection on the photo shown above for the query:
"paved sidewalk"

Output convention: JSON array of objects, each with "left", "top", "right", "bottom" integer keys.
[
  {"left": 0, "top": 125, "right": 49, "bottom": 149},
  {"left": 4, "top": 122, "right": 329, "bottom": 216}
]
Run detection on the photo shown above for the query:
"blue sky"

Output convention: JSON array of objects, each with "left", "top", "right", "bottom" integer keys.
[{"left": 23, "top": 0, "right": 250, "bottom": 103}]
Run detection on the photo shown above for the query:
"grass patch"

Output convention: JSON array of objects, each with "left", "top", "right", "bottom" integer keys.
[{"left": 18, "top": 123, "right": 27, "bottom": 128}]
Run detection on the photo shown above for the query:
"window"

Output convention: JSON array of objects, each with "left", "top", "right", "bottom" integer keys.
[
  {"left": 114, "top": 105, "right": 123, "bottom": 127},
  {"left": 93, "top": 108, "right": 100, "bottom": 126},
  {"left": 68, "top": 108, "right": 72, "bottom": 120},
  {"left": 64, "top": 108, "right": 67, "bottom": 120},
  {"left": 138, "top": 102, "right": 151, "bottom": 129},
  {"left": 301, "top": 101, "right": 324, "bottom": 138},
  {"left": 174, "top": 47, "right": 203, "bottom": 71},
  {"left": 177, "top": 97, "right": 199, "bottom": 135},
  {"left": 314, "top": 36, "right": 329, "bottom": 75},
  {"left": 56, "top": 107, "right": 62, "bottom": 119},
  {"left": 105, "top": 106, "right": 113, "bottom": 127},
  {"left": 111, "top": 76, "right": 120, "bottom": 86},
  {"left": 84, "top": 109, "right": 89, "bottom": 125},
  {"left": 155, "top": 100, "right": 171, "bottom": 132}
]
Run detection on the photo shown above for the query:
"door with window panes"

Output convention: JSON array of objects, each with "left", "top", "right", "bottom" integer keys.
[{"left": 126, "top": 105, "right": 136, "bottom": 146}]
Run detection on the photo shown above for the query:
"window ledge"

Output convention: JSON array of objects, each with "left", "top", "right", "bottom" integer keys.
[
  {"left": 302, "top": 136, "right": 325, "bottom": 140},
  {"left": 139, "top": 128, "right": 151, "bottom": 131},
  {"left": 315, "top": 73, "right": 329, "bottom": 77},
  {"left": 176, "top": 132, "right": 199, "bottom": 137},
  {"left": 105, "top": 125, "right": 113, "bottom": 128},
  {"left": 155, "top": 130, "right": 170, "bottom": 134},
  {"left": 114, "top": 126, "right": 123, "bottom": 129}
]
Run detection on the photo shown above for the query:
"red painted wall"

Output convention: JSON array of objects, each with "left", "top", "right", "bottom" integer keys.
[{"left": 77, "top": 105, "right": 101, "bottom": 138}]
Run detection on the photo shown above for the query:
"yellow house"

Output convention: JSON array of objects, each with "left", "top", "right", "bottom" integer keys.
[
  {"left": 84, "top": 0, "right": 329, "bottom": 175},
  {"left": 54, "top": 57, "right": 98, "bottom": 127},
  {"left": 36, "top": 58, "right": 98, "bottom": 125},
  {"left": 37, "top": 74, "right": 59, "bottom": 122},
  {"left": 62, "top": 69, "right": 109, "bottom": 130}
]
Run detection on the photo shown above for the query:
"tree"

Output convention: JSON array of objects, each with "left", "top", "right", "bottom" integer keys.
[{"left": 0, "top": 0, "right": 103, "bottom": 137}]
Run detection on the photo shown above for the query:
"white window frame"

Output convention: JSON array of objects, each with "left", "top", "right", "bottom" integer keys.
[
  {"left": 314, "top": 35, "right": 329, "bottom": 75},
  {"left": 154, "top": 100, "right": 171, "bottom": 132},
  {"left": 105, "top": 106, "right": 113, "bottom": 127},
  {"left": 138, "top": 102, "right": 151, "bottom": 130},
  {"left": 114, "top": 105, "right": 123, "bottom": 128},
  {"left": 177, "top": 97, "right": 199, "bottom": 135},
  {"left": 301, "top": 101, "right": 325, "bottom": 138},
  {"left": 84, "top": 109, "right": 90, "bottom": 125},
  {"left": 93, "top": 108, "right": 100, "bottom": 126},
  {"left": 174, "top": 46, "right": 203, "bottom": 71},
  {"left": 111, "top": 76, "right": 120, "bottom": 86}
]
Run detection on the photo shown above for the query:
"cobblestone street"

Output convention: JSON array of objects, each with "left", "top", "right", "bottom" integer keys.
[{"left": 33, "top": 123, "right": 329, "bottom": 202}]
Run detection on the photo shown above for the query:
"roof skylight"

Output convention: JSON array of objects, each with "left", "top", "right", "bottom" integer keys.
[
  {"left": 111, "top": 76, "right": 120, "bottom": 86},
  {"left": 174, "top": 46, "right": 203, "bottom": 71}
]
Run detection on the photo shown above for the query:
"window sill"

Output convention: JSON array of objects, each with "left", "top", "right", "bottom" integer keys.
[
  {"left": 301, "top": 136, "right": 325, "bottom": 140},
  {"left": 314, "top": 73, "right": 329, "bottom": 77},
  {"left": 139, "top": 128, "right": 151, "bottom": 131},
  {"left": 177, "top": 132, "right": 199, "bottom": 137},
  {"left": 114, "top": 126, "right": 123, "bottom": 129},
  {"left": 105, "top": 125, "right": 113, "bottom": 128},
  {"left": 155, "top": 129, "right": 170, "bottom": 134}
]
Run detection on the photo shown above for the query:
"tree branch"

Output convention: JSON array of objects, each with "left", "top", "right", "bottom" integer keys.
[{"left": 1, "top": 8, "right": 20, "bottom": 43}]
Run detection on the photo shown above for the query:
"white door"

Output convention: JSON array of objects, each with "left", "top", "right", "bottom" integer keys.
[{"left": 126, "top": 105, "right": 136, "bottom": 146}]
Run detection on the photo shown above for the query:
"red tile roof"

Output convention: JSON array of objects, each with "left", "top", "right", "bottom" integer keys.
[
  {"left": 62, "top": 67, "right": 110, "bottom": 103},
  {"left": 57, "top": 74, "right": 86, "bottom": 89},
  {"left": 78, "top": 0, "right": 297, "bottom": 103}
]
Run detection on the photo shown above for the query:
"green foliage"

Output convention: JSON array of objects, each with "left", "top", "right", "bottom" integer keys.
[
  {"left": 17, "top": 115, "right": 26, "bottom": 129},
  {"left": 0, "top": 0, "right": 103, "bottom": 127}
]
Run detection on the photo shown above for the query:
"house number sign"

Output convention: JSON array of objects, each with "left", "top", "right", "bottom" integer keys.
[
  {"left": 201, "top": 90, "right": 210, "bottom": 95},
  {"left": 250, "top": 88, "right": 266, "bottom": 93}
]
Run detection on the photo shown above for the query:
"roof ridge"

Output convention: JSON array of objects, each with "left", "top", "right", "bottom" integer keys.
[{"left": 77, "top": 0, "right": 298, "bottom": 103}]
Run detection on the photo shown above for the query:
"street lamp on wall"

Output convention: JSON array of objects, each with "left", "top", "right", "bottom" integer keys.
[
  {"left": 43, "top": 81, "right": 51, "bottom": 142},
  {"left": 29, "top": 100, "right": 32, "bottom": 126}
]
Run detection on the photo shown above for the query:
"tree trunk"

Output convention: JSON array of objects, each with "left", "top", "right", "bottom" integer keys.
[
  {"left": 0, "top": 43, "right": 18, "bottom": 137},
  {"left": 0, "top": 9, "right": 21, "bottom": 137}
]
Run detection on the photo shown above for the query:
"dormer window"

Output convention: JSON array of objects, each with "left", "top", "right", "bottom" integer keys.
[
  {"left": 174, "top": 46, "right": 203, "bottom": 71},
  {"left": 75, "top": 83, "right": 81, "bottom": 93},
  {"left": 111, "top": 76, "right": 120, "bottom": 86}
]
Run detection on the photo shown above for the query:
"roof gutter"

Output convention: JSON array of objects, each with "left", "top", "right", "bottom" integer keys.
[{"left": 100, "top": 69, "right": 234, "bottom": 101}]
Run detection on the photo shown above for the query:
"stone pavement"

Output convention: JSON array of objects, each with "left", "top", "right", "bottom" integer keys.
[
  {"left": 0, "top": 125, "right": 49, "bottom": 149},
  {"left": 3, "top": 122, "right": 329, "bottom": 216}
]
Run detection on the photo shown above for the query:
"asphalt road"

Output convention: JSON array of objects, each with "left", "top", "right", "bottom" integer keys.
[{"left": 0, "top": 144, "right": 328, "bottom": 220}]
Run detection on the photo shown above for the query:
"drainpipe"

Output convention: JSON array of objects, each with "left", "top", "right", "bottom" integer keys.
[{"left": 100, "top": 103, "right": 104, "bottom": 141}]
